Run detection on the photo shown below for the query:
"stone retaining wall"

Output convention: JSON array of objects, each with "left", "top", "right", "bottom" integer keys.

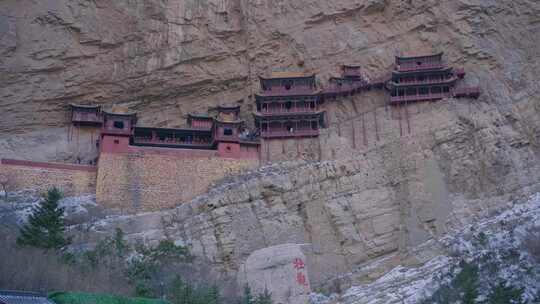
[
  {"left": 0, "top": 159, "right": 97, "bottom": 196},
  {"left": 96, "top": 150, "right": 259, "bottom": 212}
]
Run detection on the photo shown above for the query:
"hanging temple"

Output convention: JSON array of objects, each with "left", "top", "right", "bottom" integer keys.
[
  {"left": 69, "top": 52, "right": 480, "bottom": 160},
  {"left": 0, "top": 52, "right": 481, "bottom": 210}
]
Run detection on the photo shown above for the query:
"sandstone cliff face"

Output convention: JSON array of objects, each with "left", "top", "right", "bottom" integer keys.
[
  {"left": 2, "top": 0, "right": 540, "bottom": 303},
  {"left": 1, "top": 0, "right": 539, "bottom": 160}
]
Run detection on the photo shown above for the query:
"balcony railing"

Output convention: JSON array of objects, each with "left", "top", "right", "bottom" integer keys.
[
  {"left": 133, "top": 137, "right": 213, "bottom": 147},
  {"left": 261, "top": 129, "right": 319, "bottom": 138},
  {"left": 390, "top": 92, "right": 451, "bottom": 103},
  {"left": 215, "top": 134, "right": 239, "bottom": 142},
  {"left": 391, "top": 76, "right": 457, "bottom": 86},
  {"left": 72, "top": 113, "right": 103, "bottom": 124},
  {"left": 102, "top": 127, "right": 133, "bottom": 135},
  {"left": 260, "top": 87, "right": 317, "bottom": 96},
  {"left": 453, "top": 86, "right": 481, "bottom": 98},
  {"left": 258, "top": 107, "right": 318, "bottom": 115},
  {"left": 396, "top": 62, "right": 445, "bottom": 72}
]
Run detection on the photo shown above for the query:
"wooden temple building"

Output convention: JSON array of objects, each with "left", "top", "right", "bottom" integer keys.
[
  {"left": 323, "top": 65, "right": 369, "bottom": 99},
  {"left": 69, "top": 52, "right": 480, "bottom": 161},
  {"left": 70, "top": 104, "right": 103, "bottom": 126},
  {"left": 253, "top": 72, "right": 326, "bottom": 138},
  {"left": 387, "top": 52, "right": 480, "bottom": 104},
  {"left": 70, "top": 104, "right": 259, "bottom": 158}
]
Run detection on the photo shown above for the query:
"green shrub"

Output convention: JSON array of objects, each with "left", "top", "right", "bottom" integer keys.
[
  {"left": 486, "top": 282, "right": 523, "bottom": 304},
  {"left": 422, "top": 260, "right": 479, "bottom": 304},
  {"left": 168, "top": 275, "right": 220, "bottom": 304},
  {"left": 48, "top": 291, "right": 166, "bottom": 304},
  {"left": 237, "top": 284, "right": 272, "bottom": 304}
]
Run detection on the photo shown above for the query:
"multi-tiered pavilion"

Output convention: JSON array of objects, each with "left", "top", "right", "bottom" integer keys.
[
  {"left": 323, "top": 65, "right": 369, "bottom": 99},
  {"left": 253, "top": 72, "right": 326, "bottom": 138},
  {"left": 387, "top": 52, "right": 480, "bottom": 104}
]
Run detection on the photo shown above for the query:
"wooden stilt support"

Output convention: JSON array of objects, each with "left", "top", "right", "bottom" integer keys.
[
  {"left": 282, "top": 140, "right": 286, "bottom": 155},
  {"left": 338, "top": 123, "right": 341, "bottom": 137},
  {"left": 398, "top": 103, "right": 403, "bottom": 137},
  {"left": 67, "top": 124, "right": 72, "bottom": 142},
  {"left": 352, "top": 120, "right": 356, "bottom": 149},
  {"left": 76, "top": 126, "right": 80, "bottom": 155},
  {"left": 405, "top": 101, "right": 411, "bottom": 134},
  {"left": 296, "top": 139, "right": 300, "bottom": 159},
  {"left": 317, "top": 137, "right": 322, "bottom": 161},
  {"left": 266, "top": 139, "right": 270, "bottom": 163},
  {"left": 259, "top": 138, "right": 264, "bottom": 164},
  {"left": 374, "top": 109, "right": 379, "bottom": 141},
  {"left": 351, "top": 97, "right": 359, "bottom": 114},
  {"left": 362, "top": 113, "right": 367, "bottom": 146}
]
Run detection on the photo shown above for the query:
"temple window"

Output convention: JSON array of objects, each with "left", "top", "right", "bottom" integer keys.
[
  {"left": 284, "top": 80, "right": 292, "bottom": 90},
  {"left": 285, "top": 101, "right": 292, "bottom": 110},
  {"left": 224, "top": 128, "right": 233, "bottom": 136},
  {"left": 114, "top": 139, "right": 120, "bottom": 144},
  {"left": 113, "top": 121, "right": 125, "bottom": 129}
]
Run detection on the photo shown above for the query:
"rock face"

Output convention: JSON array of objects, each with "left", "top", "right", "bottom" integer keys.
[
  {"left": 2, "top": 0, "right": 540, "bottom": 303},
  {"left": 238, "top": 244, "right": 311, "bottom": 304},
  {"left": 1, "top": 0, "right": 539, "bottom": 160}
]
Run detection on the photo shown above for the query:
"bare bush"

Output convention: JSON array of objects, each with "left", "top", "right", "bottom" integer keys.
[
  {"left": 0, "top": 228, "right": 132, "bottom": 295},
  {"left": 523, "top": 226, "right": 540, "bottom": 263},
  {"left": 0, "top": 171, "right": 13, "bottom": 200}
]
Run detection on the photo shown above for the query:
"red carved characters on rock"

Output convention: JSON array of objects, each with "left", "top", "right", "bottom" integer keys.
[
  {"left": 292, "top": 257, "right": 309, "bottom": 287},
  {"left": 293, "top": 258, "right": 305, "bottom": 270}
]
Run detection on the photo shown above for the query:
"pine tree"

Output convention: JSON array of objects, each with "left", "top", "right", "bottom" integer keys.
[
  {"left": 169, "top": 276, "right": 188, "bottom": 304},
  {"left": 239, "top": 284, "right": 254, "bottom": 304},
  {"left": 17, "top": 187, "right": 71, "bottom": 249},
  {"left": 204, "top": 285, "right": 220, "bottom": 304},
  {"left": 254, "top": 287, "right": 272, "bottom": 304}
]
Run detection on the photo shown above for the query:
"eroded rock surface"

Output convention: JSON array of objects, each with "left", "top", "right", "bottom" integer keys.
[
  {"left": 2, "top": 0, "right": 540, "bottom": 302},
  {"left": 1, "top": 0, "right": 539, "bottom": 161}
]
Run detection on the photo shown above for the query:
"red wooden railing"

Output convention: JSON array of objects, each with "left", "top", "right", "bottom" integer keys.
[
  {"left": 258, "top": 107, "right": 318, "bottom": 115},
  {"left": 214, "top": 134, "right": 239, "bottom": 142},
  {"left": 1, "top": 159, "right": 97, "bottom": 172},
  {"left": 72, "top": 112, "right": 102, "bottom": 124},
  {"left": 133, "top": 137, "right": 213, "bottom": 147},
  {"left": 453, "top": 86, "right": 481, "bottom": 98},
  {"left": 396, "top": 63, "right": 445, "bottom": 72},
  {"left": 390, "top": 92, "right": 451, "bottom": 103},
  {"left": 260, "top": 86, "right": 317, "bottom": 96},
  {"left": 261, "top": 129, "right": 319, "bottom": 138},
  {"left": 391, "top": 76, "right": 457, "bottom": 86}
]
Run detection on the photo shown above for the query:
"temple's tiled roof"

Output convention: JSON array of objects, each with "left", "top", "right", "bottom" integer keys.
[
  {"left": 187, "top": 113, "right": 212, "bottom": 119},
  {"left": 260, "top": 72, "right": 315, "bottom": 79},
  {"left": 0, "top": 291, "right": 54, "bottom": 304},
  {"left": 103, "top": 105, "right": 137, "bottom": 116},
  {"left": 69, "top": 103, "right": 101, "bottom": 109},
  {"left": 395, "top": 52, "right": 443, "bottom": 63}
]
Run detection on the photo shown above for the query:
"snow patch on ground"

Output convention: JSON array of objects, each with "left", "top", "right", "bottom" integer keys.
[
  {"left": 311, "top": 193, "right": 540, "bottom": 304},
  {"left": 0, "top": 191, "right": 97, "bottom": 225}
]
